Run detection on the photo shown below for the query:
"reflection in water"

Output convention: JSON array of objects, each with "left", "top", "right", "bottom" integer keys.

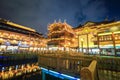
[
  {"left": 0, "top": 63, "right": 41, "bottom": 80},
  {"left": 10, "top": 70, "right": 42, "bottom": 80}
]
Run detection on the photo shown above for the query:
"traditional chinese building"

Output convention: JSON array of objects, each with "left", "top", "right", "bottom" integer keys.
[
  {"left": 74, "top": 20, "right": 120, "bottom": 56},
  {"left": 47, "top": 20, "right": 75, "bottom": 51},
  {"left": 0, "top": 18, "right": 45, "bottom": 53}
]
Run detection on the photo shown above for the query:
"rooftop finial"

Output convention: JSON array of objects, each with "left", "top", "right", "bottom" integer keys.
[
  {"left": 64, "top": 19, "right": 66, "bottom": 23},
  {"left": 54, "top": 20, "right": 56, "bottom": 23},
  {"left": 58, "top": 19, "right": 61, "bottom": 23},
  {"left": 47, "top": 23, "right": 50, "bottom": 26},
  {"left": 105, "top": 16, "right": 108, "bottom": 21}
]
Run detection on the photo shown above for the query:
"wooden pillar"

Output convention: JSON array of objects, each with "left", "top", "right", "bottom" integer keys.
[
  {"left": 111, "top": 32, "right": 116, "bottom": 56},
  {"left": 81, "top": 41, "right": 83, "bottom": 53},
  {"left": 78, "top": 35, "right": 80, "bottom": 52},
  {"left": 86, "top": 34, "right": 89, "bottom": 54},
  {"left": 64, "top": 32, "right": 66, "bottom": 51},
  {"left": 97, "top": 34, "right": 100, "bottom": 55}
]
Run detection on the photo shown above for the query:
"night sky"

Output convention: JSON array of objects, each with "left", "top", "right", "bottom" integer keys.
[{"left": 0, "top": 0, "right": 120, "bottom": 34}]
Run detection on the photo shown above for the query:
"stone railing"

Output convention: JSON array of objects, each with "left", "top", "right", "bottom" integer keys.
[
  {"left": 38, "top": 53, "right": 93, "bottom": 77},
  {"left": 97, "top": 57, "right": 120, "bottom": 80},
  {"left": 38, "top": 53, "right": 120, "bottom": 80}
]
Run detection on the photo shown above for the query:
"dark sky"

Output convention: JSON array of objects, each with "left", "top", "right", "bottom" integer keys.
[{"left": 0, "top": 0, "right": 120, "bottom": 34}]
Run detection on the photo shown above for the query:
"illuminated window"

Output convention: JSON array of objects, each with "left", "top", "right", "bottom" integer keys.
[
  {"left": 115, "top": 34, "right": 119, "bottom": 40},
  {"left": 107, "top": 36, "right": 110, "bottom": 40},
  {"left": 109, "top": 36, "right": 112, "bottom": 40},
  {"left": 104, "top": 36, "right": 106, "bottom": 41}
]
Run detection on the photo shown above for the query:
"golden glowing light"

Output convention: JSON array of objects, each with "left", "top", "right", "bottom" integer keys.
[
  {"left": 81, "top": 38, "right": 84, "bottom": 41},
  {"left": 110, "top": 26, "right": 119, "bottom": 32},
  {"left": 68, "top": 42, "right": 70, "bottom": 45},
  {"left": 7, "top": 21, "right": 36, "bottom": 32}
]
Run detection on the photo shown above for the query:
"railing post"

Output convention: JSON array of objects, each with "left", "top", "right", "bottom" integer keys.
[
  {"left": 80, "top": 60, "right": 97, "bottom": 80},
  {"left": 56, "top": 55, "right": 60, "bottom": 70},
  {"left": 65, "top": 59, "right": 69, "bottom": 69}
]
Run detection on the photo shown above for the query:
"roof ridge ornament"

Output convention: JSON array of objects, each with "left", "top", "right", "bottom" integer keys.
[
  {"left": 58, "top": 19, "right": 61, "bottom": 23},
  {"left": 104, "top": 16, "right": 108, "bottom": 21},
  {"left": 64, "top": 19, "right": 66, "bottom": 23},
  {"left": 54, "top": 20, "right": 56, "bottom": 23}
]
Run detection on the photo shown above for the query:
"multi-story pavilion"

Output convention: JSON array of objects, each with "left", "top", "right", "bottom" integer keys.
[
  {"left": 47, "top": 20, "right": 75, "bottom": 51},
  {"left": 0, "top": 18, "right": 45, "bottom": 53}
]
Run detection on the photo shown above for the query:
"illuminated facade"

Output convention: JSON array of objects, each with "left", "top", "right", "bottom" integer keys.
[
  {"left": 47, "top": 20, "right": 120, "bottom": 55},
  {"left": 74, "top": 20, "right": 120, "bottom": 56},
  {"left": 1, "top": 18, "right": 120, "bottom": 56},
  {"left": 47, "top": 20, "right": 75, "bottom": 51},
  {"left": 0, "top": 18, "right": 45, "bottom": 53}
]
